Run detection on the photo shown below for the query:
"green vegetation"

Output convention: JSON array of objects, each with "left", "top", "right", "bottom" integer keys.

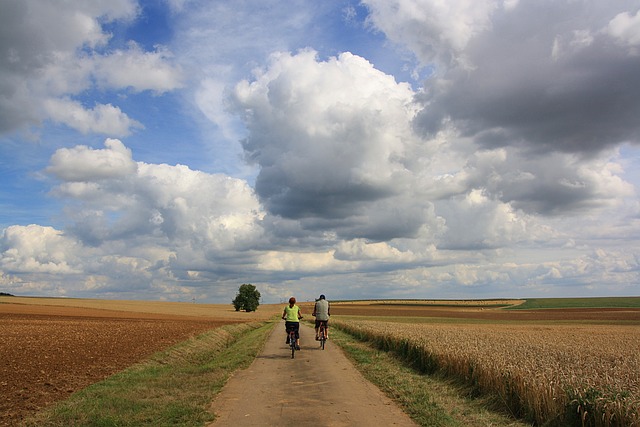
[
  {"left": 509, "top": 296, "right": 640, "bottom": 310},
  {"left": 231, "top": 283, "right": 261, "bottom": 312},
  {"left": 24, "top": 321, "right": 275, "bottom": 427},
  {"left": 330, "top": 327, "right": 528, "bottom": 427}
]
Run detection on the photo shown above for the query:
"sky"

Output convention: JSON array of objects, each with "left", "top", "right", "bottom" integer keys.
[{"left": 1, "top": 0, "right": 640, "bottom": 304}]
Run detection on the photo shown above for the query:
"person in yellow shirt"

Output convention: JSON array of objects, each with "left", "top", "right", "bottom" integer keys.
[{"left": 282, "top": 297, "right": 303, "bottom": 350}]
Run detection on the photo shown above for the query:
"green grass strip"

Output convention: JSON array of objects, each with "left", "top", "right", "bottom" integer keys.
[
  {"left": 509, "top": 296, "right": 640, "bottom": 310},
  {"left": 23, "top": 321, "right": 275, "bottom": 427}
]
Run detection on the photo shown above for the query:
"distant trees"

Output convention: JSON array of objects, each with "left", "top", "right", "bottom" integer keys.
[{"left": 232, "top": 284, "right": 261, "bottom": 312}]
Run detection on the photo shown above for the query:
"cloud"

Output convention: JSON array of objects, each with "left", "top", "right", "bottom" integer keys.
[
  {"left": 362, "top": 0, "right": 500, "bottom": 64},
  {"left": 461, "top": 147, "right": 635, "bottom": 215},
  {"left": 606, "top": 9, "right": 640, "bottom": 48},
  {"left": 364, "top": 1, "right": 640, "bottom": 155},
  {"left": 172, "top": 0, "right": 316, "bottom": 116},
  {"left": 46, "top": 139, "right": 137, "bottom": 181},
  {"left": 2, "top": 138, "right": 269, "bottom": 298},
  {"left": 227, "top": 45, "right": 638, "bottom": 261},
  {"left": 46, "top": 139, "right": 265, "bottom": 248},
  {"left": 231, "top": 49, "right": 438, "bottom": 241},
  {"left": 2, "top": 1, "right": 640, "bottom": 302},
  {"left": 1, "top": 135, "right": 637, "bottom": 301},
  {"left": 434, "top": 189, "right": 532, "bottom": 250},
  {"left": 92, "top": 42, "right": 184, "bottom": 93},
  {"left": 0, "top": 0, "right": 180, "bottom": 136},
  {"left": 0, "top": 224, "right": 81, "bottom": 274},
  {"left": 42, "top": 99, "right": 144, "bottom": 136}
]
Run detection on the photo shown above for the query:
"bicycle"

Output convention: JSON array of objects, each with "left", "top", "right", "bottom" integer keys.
[
  {"left": 318, "top": 322, "right": 327, "bottom": 350},
  {"left": 288, "top": 328, "right": 296, "bottom": 358},
  {"left": 285, "top": 320, "right": 302, "bottom": 358}
]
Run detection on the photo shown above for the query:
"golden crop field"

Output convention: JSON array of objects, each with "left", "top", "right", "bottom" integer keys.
[
  {"left": 1, "top": 296, "right": 283, "bottom": 320},
  {"left": 333, "top": 316, "right": 640, "bottom": 426}
]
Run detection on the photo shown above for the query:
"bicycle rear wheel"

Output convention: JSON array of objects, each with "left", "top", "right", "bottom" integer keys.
[
  {"left": 290, "top": 332, "right": 296, "bottom": 358},
  {"left": 319, "top": 326, "right": 326, "bottom": 350}
]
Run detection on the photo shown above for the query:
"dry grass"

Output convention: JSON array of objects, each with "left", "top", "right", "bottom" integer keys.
[
  {"left": 1, "top": 296, "right": 282, "bottom": 320},
  {"left": 334, "top": 320, "right": 640, "bottom": 426}
]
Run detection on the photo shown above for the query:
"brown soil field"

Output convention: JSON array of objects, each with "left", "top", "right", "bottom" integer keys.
[
  {"left": 328, "top": 302, "right": 640, "bottom": 322},
  {"left": 0, "top": 297, "right": 281, "bottom": 427}
]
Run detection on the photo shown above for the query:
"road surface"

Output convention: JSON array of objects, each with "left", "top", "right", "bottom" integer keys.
[{"left": 208, "top": 322, "right": 417, "bottom": 426}]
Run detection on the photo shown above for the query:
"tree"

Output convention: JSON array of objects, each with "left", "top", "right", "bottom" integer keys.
[{"left": 232, "top": 284, "right": 261, "bottom": 312}]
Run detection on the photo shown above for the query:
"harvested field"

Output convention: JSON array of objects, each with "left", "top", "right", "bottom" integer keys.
[
  {"left": 0, "top": 298, "right": 281, "bottom": 427},
  {"left": 4, "top": 297, "right": 638, "bottom": 426},
  {"left": 330, "top": 302, "right": 640, "bottom": 322},
  {"left": 1, "top": 296, "right": 282, "bottom": 321}
]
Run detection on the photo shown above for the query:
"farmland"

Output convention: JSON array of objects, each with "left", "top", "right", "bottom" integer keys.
[
  {"left": 0, "top": 297, "right": 281, "bottom": 427},
  {"left": 2, "top": 296, "right": 639, "bottom": 426},
  {"left": 328, "top": 299, "right": 640, "bottom": 426}
]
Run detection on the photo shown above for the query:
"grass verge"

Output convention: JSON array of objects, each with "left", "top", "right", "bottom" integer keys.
[
  {"left": 508, "top": 296, "right": 640, "bottom": 310},
  {"left": 22, "top": 321, "right": 275, "bottom": 427},
  {"left": 330, "top": 326, "right": 530, "bottom": 427}
]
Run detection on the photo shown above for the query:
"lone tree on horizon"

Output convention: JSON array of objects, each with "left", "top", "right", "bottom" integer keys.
[{"left": 232, "top": 284, "right": 261, "bottom": 312}]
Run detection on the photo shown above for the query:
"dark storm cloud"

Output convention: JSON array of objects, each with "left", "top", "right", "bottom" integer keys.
[
  {"left": 460, "top": 148, "right": 633, "bottom": 216},
  {"left": 254, "top": 165, "right": 393, "bottom": 220},
  {"left": 414, "top": 1, "right": 640, "bottom": 155},
  {"left": 0, "top": 1, "right": 43, "bottom": 132}
]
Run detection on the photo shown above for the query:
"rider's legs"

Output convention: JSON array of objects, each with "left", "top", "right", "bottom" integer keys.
[
  {"left": 316, "top": 320, "right": 328, "bottom": 339},
  {"left": 286, "top": 321, "right": 300, "bottom": 349},
  {"left": 285, "top": 321, "right": 299, "bottom": 346}
]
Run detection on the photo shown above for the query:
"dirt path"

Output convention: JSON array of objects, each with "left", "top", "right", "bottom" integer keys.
[{"left": 208, "top": 322, "right": 417, "bottom": 426}]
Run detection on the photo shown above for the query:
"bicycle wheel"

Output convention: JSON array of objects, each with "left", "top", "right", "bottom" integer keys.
[
  {"left": 319, "top": 326, "right": 326, "bottom": 350},
  {"left": 290, "top": 332, "right": 296, "bottom": 358}
]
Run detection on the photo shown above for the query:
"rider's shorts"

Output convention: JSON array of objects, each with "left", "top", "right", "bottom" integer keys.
[
  {"left": 315, "top": 319, "right": 329, "bottom": 329},
  {"left": 285, "top": 321, "right": 300, "bottom": 339}
]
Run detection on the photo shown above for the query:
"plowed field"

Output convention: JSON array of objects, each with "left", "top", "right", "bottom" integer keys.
[
  {"left": 0, "top": 302, "right": 238, "bottom": 427},
  {"left": 328, "top": 303, "right": 640, "bottom": 321}
]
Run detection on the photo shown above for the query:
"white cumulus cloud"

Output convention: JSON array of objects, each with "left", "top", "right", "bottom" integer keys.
[
  {"left": 47, "top": 139, "right": 138, "bottom": 181},
  {"left": 0, "top": 0, "right": 180, "bottom": 136}
]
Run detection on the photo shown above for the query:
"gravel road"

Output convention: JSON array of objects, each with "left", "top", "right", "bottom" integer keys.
[{"left": 208, "top": 322, "right": 417, "bottom": 426}]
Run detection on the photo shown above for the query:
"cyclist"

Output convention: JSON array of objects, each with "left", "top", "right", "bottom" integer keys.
[
  {"left": 313, "top": 294, "right": 330, "bottom": 340},
  {"left": 282, "top": 297, "right": 303, "bottom": 350}
]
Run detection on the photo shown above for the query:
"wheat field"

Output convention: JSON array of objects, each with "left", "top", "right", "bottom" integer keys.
[{"left": 334, "top": 319, "right": 640, "bottom": 426}]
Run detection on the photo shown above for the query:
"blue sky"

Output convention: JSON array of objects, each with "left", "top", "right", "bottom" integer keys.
[{"left": 1, "top": 0, "right": 640, "bottom": 303}]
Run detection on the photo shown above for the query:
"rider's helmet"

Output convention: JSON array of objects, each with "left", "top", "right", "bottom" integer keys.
[
  {"left": 319, "top": 294, "right": 325, "bottom": 300},
  {"left": 289, "top": 297, "right": 296, "bottom": 304}
]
